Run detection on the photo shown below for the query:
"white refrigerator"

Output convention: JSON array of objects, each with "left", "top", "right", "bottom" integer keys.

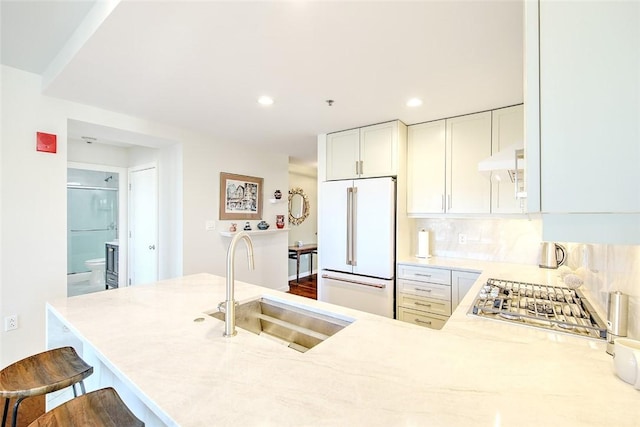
[{"left": 319, "top": 177, "right": 395, "bottom": 318}]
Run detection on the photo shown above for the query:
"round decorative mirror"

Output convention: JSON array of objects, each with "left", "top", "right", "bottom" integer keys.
[{"left": 288, "top": 188, "right": 309, "bottom": 225}]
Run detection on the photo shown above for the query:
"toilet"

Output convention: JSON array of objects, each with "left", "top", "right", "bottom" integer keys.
[{"left": 85, "top": 258, "right": 106, "bottom": 286}]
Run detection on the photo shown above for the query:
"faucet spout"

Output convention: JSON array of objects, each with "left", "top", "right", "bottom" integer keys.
[{"left": 223, "top": 231, "right": 254, "bottom": 337}]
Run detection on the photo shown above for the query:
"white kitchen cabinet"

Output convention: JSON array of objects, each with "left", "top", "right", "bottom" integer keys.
[
  {"left": 396, "top": 264, "right": 452, "bottom": 330},
  {"left": 397, "top": 307, "right": 449, "bottom": 330},
  {"left": 528, "top": 1, "right": 640, "bottom": 244},
  {"left": 326, "top": 121, "right": 403, "bottom": 180},
  {"left": 451, "top": 270, "right": 480, "bottom": 310},
  {"left": 396, "top": 264, "right": 481, "bottom": 329},
  {"left": 491, "top": 105, "right": 525, "bottom": 214},
  {"left": 406, "top": 120, "right": 446, "bottom": 214},
  {"left": 446, "top": 112, "right": 492, "bottom": 214},
  {"left": 325, "top": 128, "right": 360, "bottom": 180},
  {"left": 407, "top": 112, "right": 491, "bottom": 215}
]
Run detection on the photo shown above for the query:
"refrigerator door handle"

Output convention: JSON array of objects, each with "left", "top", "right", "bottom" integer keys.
[
  {"left": 321, "top": 274, "right": 386, "bottom": 289},
  {"left": 346, "top": 187, "right": 353, "bottom": 265},
  {"left": 351, "top": 186, "right": 357, "bottom": 266}
]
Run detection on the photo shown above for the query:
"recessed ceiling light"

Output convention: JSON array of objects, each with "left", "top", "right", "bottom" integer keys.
[
  {"left": 406, "top": 98, "right": 423, "bottom": 107},
  {"left": 258, "top": 96, "right": 274, "bottom": 106}
]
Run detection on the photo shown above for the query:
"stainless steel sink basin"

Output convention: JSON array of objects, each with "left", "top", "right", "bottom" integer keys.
[{"left": 208, "top": 297, "right": 353, "bottom": 352}]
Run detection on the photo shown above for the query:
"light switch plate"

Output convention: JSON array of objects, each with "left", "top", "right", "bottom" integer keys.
[{"left": 205, "top": 220, "right": 216, "bottom": 231}]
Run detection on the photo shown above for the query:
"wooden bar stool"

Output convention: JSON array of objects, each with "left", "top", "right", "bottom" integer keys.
[
  {"left": 0, "top": 346, "right": 93, "bottom": 427},
  {"left": 28, "top": 387, "right": 143, "bottom": 427}
]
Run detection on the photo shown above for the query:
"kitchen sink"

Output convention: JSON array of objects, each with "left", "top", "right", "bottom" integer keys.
[{"left": 208, "top": 297, "right": 353, "bottom": 352}]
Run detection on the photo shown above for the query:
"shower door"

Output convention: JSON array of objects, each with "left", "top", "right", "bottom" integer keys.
[{"left": 67, "top": 169, "right": 119, "bottom": 274}]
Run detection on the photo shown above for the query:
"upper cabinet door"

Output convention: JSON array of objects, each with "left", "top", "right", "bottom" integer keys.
[
  {"left": 359, "top": 121, "right": 399, "bottom": 178},
  {"left": 446, "top": 112, "right": 492, "bottom": 214},
  {"left": 491, "top": 105, "right": 525, "bottom": 214},
  {"left": 539, "top": 1, "right": 639, "bottom": 214},
  {"left": 407, "top": 120, "right": 446, "bottom": 214},
  {"left": 326, "top": 128, "right": 360, "bottom": 181},
  {"left": 325, "top": 121, "right": 400, "bottom": 180}
]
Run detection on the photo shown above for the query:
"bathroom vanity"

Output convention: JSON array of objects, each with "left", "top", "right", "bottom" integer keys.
[{"left": 105, "top": 242, "right": 118, "bottom": 289}]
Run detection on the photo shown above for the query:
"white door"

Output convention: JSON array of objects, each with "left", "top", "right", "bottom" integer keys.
[
  {"left": 407, "top": 120, "right": 446, "bottom": 214},
  {"left": 352, "top": 177, "right": 394, "bottom": 279},
  {"left": 320, "top": 180, "right": 352, "bottom": 273},
  {"left": 326, "top": 129, "right": 360, "bottom": 180},
  {"left": 446, "top": 112, "right": 492, "bottom": 214},
  {"left": 129, "top": 165, "right": 158, "bottom": 285},
  {"left": 359, "top": 121, "right": 398, "bottom": 178}
]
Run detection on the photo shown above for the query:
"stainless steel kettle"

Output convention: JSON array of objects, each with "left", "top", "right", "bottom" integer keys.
[{"left": 539, "top": 242, "right": 566, "bottom": 269}]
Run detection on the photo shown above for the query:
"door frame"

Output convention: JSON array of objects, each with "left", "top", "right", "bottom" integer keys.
[
  {"left": 128, "top": 162, "right": 159, "bottom": 286},
  {"left": 67, "top": 162, "right": 128, "bottom": 287}
]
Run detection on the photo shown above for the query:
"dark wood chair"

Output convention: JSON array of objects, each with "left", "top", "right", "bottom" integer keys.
[
  {"left": 28, "top": 387, "right": 143, "bottom": 427},
  {"left": 0, "top": 346, "right": 93, "bottom": 427}
]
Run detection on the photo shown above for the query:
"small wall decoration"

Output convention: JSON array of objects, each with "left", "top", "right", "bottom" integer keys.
[
  {"left": 219, "top": 172, "right": 263, "bottom": 220},
  {"left": 36, "top": 132, "right": 57, "bottom": 153}
]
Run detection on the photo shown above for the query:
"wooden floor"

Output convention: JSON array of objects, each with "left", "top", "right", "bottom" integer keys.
[{"left": 287, "top": 274, "right": 317, "bottom": 300}]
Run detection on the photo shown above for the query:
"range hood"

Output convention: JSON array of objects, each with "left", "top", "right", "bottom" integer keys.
[
  {"left": 478, "top": 143, "right": 526, "bottom": 198},
  {"left": 478, "top": 143, "right": 524, "bottom": 182}
]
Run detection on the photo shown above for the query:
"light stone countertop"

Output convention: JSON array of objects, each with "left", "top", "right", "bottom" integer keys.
[{"left": 47, "top": 262, "right": 639, "bottom": 427}]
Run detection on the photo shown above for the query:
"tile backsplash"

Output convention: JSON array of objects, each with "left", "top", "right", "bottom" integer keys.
[{"left": 411, "top": 217, "right": 640, "bottom": 339}]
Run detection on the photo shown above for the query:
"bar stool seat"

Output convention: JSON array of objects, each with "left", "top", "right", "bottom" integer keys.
[
  {"left": 28, "top": 387, "right": 143, "bottom": 427},
  {"left": 0, "top": 346, "right": 93, "bottom": 427}
]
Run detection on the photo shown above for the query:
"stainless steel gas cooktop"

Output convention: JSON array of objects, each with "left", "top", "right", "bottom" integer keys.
[{"left": 468, "top": 278, "right": 607, "bottom": 340}]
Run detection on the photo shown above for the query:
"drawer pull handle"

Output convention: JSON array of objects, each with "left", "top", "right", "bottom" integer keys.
[
  {"left": 414, "top": 302, "right": 432, "bottom": 307},
  {"left": 415, "top": 319, "right": 432, "bottom": 325},
  {"left": 415, "top": 288, "right": 432, "bottom": 292},
  {"left": 415, "top": 273, "right": 432, "bottom": 277}
]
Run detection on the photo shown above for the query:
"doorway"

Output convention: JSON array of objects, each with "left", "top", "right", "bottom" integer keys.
[{"left": 67, "top": 163, "right": 127, "bottom": 296}]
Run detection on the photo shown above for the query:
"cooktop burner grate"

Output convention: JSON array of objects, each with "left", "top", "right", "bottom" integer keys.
[{"left": 468, "top": 278, "right": 607, "bottom": 340}]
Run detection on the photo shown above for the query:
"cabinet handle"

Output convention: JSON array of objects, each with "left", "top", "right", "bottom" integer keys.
[
  {"left": 441, "top": 194, "right": 445, "bottom": 211},
  {"left": 415, "top": 319, "right": 432, "bottom": 325},
  {"left": 415, "top": 273, "right": 431, "bottom": 277},
  {"left": 414, "top": 288, "right": 432, "bottom": 292},
  {"left": 355, "top": 161, "right": 359, "bottom": 175},
  {"left": 447, "top": 194, "right": 452, "bottom": 210},
  {"left": 359, "top": 160, "right": 363, "bottom": 175},
  {"left": 149, "top": 245, "right": 156, "bottom": 250},
  {"left": 414, "top": 302, "right": 432, "bottom": 307}
]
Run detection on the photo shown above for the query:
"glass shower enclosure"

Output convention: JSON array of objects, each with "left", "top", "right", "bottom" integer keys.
[{"left": 67, "top": 168, "right": 119, "bottom": 275}]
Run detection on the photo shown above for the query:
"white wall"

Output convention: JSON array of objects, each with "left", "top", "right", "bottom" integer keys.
[
  {"left": 0, "top": 65, "right": 288, "bottom": 366},
  {"left": 180, "top": 138, "right": 288, "bottom": 290},
  {"left": 287, "top": 164, "right": 318, "bottom": 279}
]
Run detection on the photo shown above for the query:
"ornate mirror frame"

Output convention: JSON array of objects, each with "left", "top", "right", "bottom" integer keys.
[{"left": 288, "top": 187, "right": 310, "bottom": 226}]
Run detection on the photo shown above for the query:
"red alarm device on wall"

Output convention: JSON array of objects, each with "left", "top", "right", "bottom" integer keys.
[{"left": 36, "top": 132, "right": 57, "bottom": 153}]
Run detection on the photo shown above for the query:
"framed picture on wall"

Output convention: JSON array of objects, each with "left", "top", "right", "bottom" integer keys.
[{"left": 219, "top": 172, "right": 263, "bottom": 220}]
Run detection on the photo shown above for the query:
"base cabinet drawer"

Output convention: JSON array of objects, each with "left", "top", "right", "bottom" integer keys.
[
  {"left": 397, "top": 279, "right": 451, "bottom": 301},
  {"left": 397, "top": 265, "right": 451, "bottom": 285},
  {"left": 398, "top": 294, "right": 451, "bottom": 316},
  {"left": 397, "top": 307, "right": 448, "bottom": 330}
]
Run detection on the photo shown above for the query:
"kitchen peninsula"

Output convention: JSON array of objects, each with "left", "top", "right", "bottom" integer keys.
[{"left": 47, "top": 269, "right": 638, "bottom": 427}]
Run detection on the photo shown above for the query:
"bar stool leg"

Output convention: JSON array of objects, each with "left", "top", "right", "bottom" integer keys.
[
  {"left": 10, "top": 397, "right": 25, "bottom": 427},
  {"left": 2, "top": 398, "right": 9, "bottom": 427}
]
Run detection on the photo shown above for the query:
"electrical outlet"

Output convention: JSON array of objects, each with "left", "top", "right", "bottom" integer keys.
[
  {"left": 205, "top": 220, "right": 216, "bottom": 231},
  {"left": 458, "top": 234, "right": 467, "bottom": 245},
  {"left": 4, "top": 315, "right": 18, "bottom": 331}
]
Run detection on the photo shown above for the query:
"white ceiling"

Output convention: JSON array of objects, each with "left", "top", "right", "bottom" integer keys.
[{"left": 1, "top": 0, "right": 524, "bottom": 167}]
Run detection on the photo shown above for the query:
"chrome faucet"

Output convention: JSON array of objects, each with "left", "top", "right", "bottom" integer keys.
[{"left": 221, "top": 231, "right": 254, "bottom": 337}]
